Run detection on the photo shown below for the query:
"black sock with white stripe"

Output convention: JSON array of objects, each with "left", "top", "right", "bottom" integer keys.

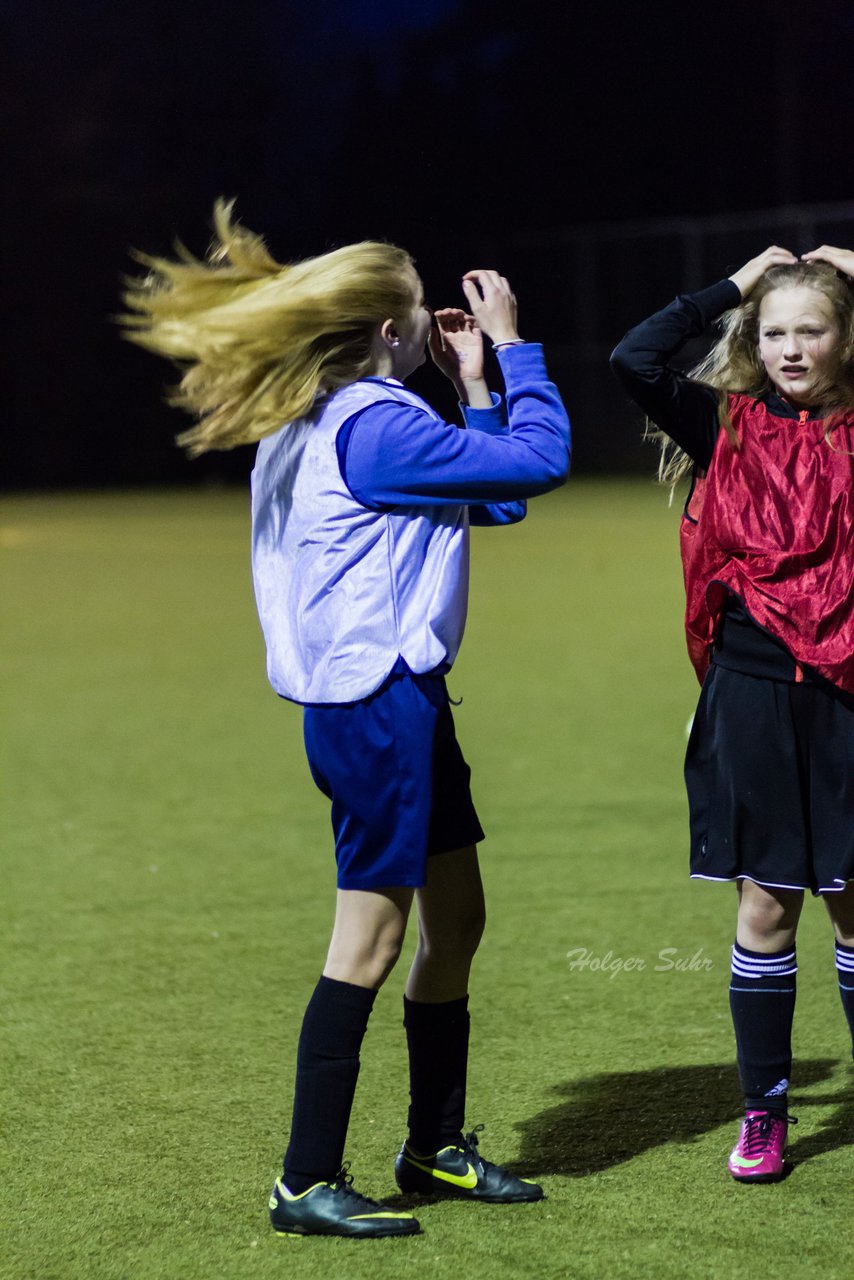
[
  {"left": 835, "top": 941, "right": 854, "bottom": 1059},
  {"left": 729, "top": 942, "right": 797, "bottom": 1113}
]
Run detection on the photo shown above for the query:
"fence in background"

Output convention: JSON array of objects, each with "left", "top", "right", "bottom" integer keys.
[{"left": 490, "top": 200, "right": 854, "bottom": 470}]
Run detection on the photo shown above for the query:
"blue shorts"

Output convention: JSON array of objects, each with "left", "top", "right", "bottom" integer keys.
[{"left": 302, "top": 668, "right": 485, "bottom": 890}]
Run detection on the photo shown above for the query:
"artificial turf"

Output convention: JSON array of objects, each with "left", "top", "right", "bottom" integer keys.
[{"left": 2, "top": 481, "right": 852, "bottom": 1280}]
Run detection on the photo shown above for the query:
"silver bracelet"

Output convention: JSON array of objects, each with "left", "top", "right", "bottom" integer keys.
[{"left": 491, "top": 338, "right": 526, "bottom": 351}]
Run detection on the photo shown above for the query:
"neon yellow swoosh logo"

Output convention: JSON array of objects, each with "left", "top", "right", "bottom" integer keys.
[
  {"left": 404, "top": 1153, "right": 478, "bottom": 1189},
  {"left": 348, "top": 1212, "right": 414, "bottom": 1220},
  {"left": 730, "top": 1154, "right": 765, "bottom": 1168}
]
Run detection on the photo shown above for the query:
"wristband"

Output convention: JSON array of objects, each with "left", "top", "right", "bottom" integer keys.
[{"left": 492, "top": 338, "right": 526, "bottom": 351}]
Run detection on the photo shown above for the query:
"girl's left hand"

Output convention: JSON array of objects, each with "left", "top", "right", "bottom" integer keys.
[
  {"left": 428, "top": 308, "right": 484, "bottom": 384},
  {"left": 802, "top": 245, "right": 854, "bottom": 278}
]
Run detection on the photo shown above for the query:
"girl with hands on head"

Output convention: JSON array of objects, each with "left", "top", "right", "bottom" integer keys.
[
  {"left": 611, "top": 243, "right": 854, "bottom": 1187},
  {"left": 122, "top": 203, "right": 569, "bottom": 1240}
]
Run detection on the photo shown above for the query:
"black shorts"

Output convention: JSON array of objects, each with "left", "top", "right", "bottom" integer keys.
[{"left": 685, "top": 666, "right": 854, "bottom": 895}]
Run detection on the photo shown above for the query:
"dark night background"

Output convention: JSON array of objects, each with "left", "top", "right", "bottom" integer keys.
[{"left": 4, "top": 0, "right": 854, "bottom": 489}]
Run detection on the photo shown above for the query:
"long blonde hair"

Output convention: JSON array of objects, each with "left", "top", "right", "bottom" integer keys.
[
  {"left": 120, "top": 201, "right": 419, "bottom": 455},
  {"left": 648, "top": 262, "right": 854, "bottom": 488}
]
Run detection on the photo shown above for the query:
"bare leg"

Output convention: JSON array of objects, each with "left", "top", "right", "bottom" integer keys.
[
  {"left": 400, "top": 846, "right": 485, "bottom": 1156},
  {"left": 282, "top": 886, "right": 415, "bottom": 1193},
  {"left": 823, "top": 882, "right": 854, "bottom": 945},
  {"left": 396, "top": 846, "right": 542, "bottom": 1198},
  {"left": 324, "top": 885, "right": 414, "bottom": 990},
  {"left": 824, "top": 882, "right": 854, "bottom": 1056},
  {"left": 736, "top": 879, "right": 804, "bottom": 951},
  {"left": 406, "top": 846, "right": 486, "bottom": 1002}
]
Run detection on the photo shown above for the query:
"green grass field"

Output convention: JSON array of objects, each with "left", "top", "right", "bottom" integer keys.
[{"left": 3, "top": 481, "right": 852, "bottom": 1280}]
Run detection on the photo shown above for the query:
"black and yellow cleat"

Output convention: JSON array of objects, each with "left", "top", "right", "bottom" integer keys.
[
  {"left": 394, "top": 1124, "right": 543, "bottom": 1204},
  {"left": 269, "top": 1164, "right": 421, "bottom": 1238}
]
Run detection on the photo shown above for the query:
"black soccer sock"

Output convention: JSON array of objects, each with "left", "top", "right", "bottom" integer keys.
[
  {"left": 729, "top": 942, "right": 797, "bottom": 1113},
  {"left": 403, "top": 994, "right": 470, "bottom": 1154},
  {"left": 834, "top": 941, "right": 854, "bottom": 1058},
  {"left": 282, "top": 975, "right": 377, "bottom": 1194}
]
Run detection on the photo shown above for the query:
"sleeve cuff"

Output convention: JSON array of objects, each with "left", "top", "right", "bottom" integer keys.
[
  {"left": 461, "top": 392, "right": 507, "bottom": 434},
  {"left": 495, "top": 341, "right": 547, "bottom": 379},
  {"left": 689, "top": 279, "right": 742, "bottom": 325}
]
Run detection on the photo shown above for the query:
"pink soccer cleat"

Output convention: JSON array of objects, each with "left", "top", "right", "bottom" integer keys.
[{"left": 727, "top": 1110, "right": 794, "bottom": 1183}]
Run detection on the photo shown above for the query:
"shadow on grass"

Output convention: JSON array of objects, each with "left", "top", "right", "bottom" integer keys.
[
  {"left": 511, "top": 1059, "right": 844, "bottom": 1178},
  {"left": 786, "top": 1066, "right": 854, "bottom": 1166},
  {"left": 379, "top": 1060, "right": 851, "bottom": 1206}
]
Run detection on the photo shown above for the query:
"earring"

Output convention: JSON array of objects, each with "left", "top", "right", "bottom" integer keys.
[{"left": 391, "top": 339, "right": 400, "bottom": 348}]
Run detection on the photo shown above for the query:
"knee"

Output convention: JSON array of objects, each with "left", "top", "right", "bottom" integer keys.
[
  {"left": 824, "top": 883, "right": 854, "bottom": 943},
  {"left": 326, "top": 927, "right": 406, "bottom": 990},
  {"left": 461, "top": 903, "right": 487, "bottom": 958},
  {"left": 424, "top": 903, "right": 486, "bottom": 962},
  {"left": 738, "top": 889, "right": 800, "bottom": 940},
  {"left": 362, "top": 941, "right": 404, "bottom": 988},
  {"left": 827, "top": 906, "right": 854, "bottom": 946}
]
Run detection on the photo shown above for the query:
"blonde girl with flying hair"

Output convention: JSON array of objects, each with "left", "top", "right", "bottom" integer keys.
[
  {"left": 611, "top": 245, "right": 854, "bottom": 1185},
  {"left": 123, "top": 202, "right": 570, "bottom": 1239}
]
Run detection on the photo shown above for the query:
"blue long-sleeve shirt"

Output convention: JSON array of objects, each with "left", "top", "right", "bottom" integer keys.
[{"left": 337, "top": 343, "right": 571, "bottom": 524}]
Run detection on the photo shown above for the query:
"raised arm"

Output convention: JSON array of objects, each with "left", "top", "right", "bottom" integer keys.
[
  {"left": 610, "top": 281, "right": 737, "bottom": 468},
  {"left": 425, "top": 302, "right": 524, "bottom": 524},
  {"left": 339, "top": 343, "right": 569, "bottom": 508},
  {"left": 610, "top": 246, "right": 798, "bottom": 468},
  {"left": 340, "top": 271, "right": 569, "bottom": 510}
]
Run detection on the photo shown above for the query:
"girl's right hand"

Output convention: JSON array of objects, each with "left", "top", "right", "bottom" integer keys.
[
  {"left": 461, "top": 270, "right": 519, "bottom": 345},
  {"left": 729, "top": 246, "right": 797, "bottom": 298}
]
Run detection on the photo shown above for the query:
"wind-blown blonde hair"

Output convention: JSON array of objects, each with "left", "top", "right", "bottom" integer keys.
[
  {"left": 121, "top": 201, "right": 419, "bottom": 455},
  {"left": 648, "top": 262, "right": 854, "bottom": 488}
]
